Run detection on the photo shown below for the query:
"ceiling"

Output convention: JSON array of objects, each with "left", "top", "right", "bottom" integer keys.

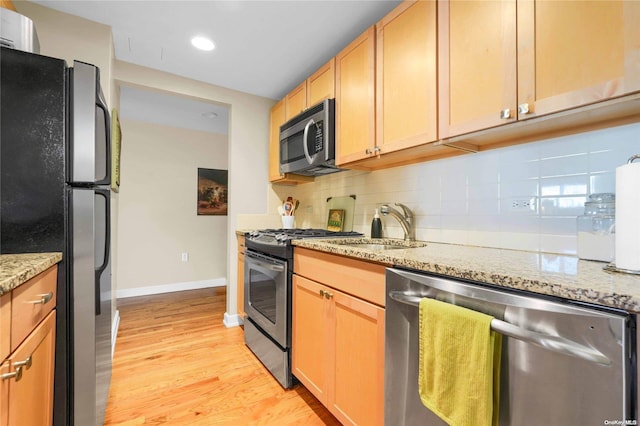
[
  {"left": 32, "top": 0, "right": 400, "bottom": 135},
  {"left": 31, "top": 0, "right": 401, "bottom": 100}
]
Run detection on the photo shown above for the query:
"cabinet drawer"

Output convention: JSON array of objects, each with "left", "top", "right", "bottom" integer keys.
[
  {"left": 11, "top": 266, "right": 57, "bottom": 351},
  {"left": 294, "top": 248, "right": 386, "bottom": 307}
]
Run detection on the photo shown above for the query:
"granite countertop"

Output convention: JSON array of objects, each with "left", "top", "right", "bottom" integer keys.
[
  {"left": 292, "top": 238, "right": 640, "bottom": 312},
  {"left": 0, "top": 253, "right": 63, "bottom": 296}
]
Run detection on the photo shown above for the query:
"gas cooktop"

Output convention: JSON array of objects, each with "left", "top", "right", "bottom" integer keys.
[{"left": 246, "top": 228, "right": 363, "bottom": 248}]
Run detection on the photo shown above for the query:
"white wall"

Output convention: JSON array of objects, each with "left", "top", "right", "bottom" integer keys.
[
  {"left": 113, "top": 61, "right": 274, "bottom": 325},
  {"left": 116, "top": 120, "right": 228, "bottom": 296},
  {"left": 265, "top": 122, "right": 640, "bottom": 255}
]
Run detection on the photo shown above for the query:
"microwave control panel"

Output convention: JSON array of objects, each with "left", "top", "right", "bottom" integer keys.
[{"left": 314, "top": 121, "right": 323, "bottom": 153}]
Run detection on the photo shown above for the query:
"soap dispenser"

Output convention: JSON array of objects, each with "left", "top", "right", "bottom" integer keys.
[{"left": 371, "top": 209, "right": 382, "bottom": 238}]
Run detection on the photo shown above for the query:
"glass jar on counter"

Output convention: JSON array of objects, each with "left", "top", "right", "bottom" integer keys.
[{"left": 577, "top": 193, "right": 615, "bottom": 262}]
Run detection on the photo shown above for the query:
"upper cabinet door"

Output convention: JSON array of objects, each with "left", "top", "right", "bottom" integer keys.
[
  {"left": 335, "top": 26, "right": 376, "bottom": 166},
  {"left": 268, "top": 99, "right": 286, "bottom": 182},
  {"left": 285, "top": 81, "right": 307, "bottom": 120},
  {"left": 517, "top": 0, "right": 640, "bottom": 120},
  {"left": 376, "top": 0, "right": 438, "bottom": 154},
  {"left": 438, "top": 0, "right": 517, "bottom": 139},
  {"left": 307, "top": 58, "right": 335, "bottom": 107}
]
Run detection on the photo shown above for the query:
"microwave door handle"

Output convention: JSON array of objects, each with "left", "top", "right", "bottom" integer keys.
[{"left": 303, "top": 118, "right": 316, "bottom": 164}]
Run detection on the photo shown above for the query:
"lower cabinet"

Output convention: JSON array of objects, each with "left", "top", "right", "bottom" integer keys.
[
  {"left": 237, "top": 234, "right": 245, "bottom": 317},
  {"left": 1, "top": 311, "right": 55, "bottom": 426},
  {"left": 0, "top": 264, "right": 57, "bottom": 426},
  {"left": 292, "top": 248, "right": 386, "bottom": 426}
]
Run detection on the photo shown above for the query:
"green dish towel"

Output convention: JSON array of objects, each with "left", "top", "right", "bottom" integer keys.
[{"left": 418, "top": 298, "right": 502, "bottom": 426}]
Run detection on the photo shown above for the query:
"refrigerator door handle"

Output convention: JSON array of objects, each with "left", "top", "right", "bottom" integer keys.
[
  {"left": 96, "top": 89, "right": 111, "bottom": 186},
  {"left": 94, "top": 188, "right": 110, "bottom": 316}
]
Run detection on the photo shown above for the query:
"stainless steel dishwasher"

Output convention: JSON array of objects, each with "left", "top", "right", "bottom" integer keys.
[{"left": 385, "top": 267, "right": 637, "bottom": 426}]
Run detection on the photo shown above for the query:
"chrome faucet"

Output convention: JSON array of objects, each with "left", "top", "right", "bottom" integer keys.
[{"left": 380, "top": 203, "right": 415, "bottom": 241}]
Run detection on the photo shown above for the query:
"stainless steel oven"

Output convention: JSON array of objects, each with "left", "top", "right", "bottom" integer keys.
[
  {"left": 244, "top": 250, "right": 289, "bottom": 348},
  {"left": 243, "top": 228, "right": 363, "bottom": 389}
]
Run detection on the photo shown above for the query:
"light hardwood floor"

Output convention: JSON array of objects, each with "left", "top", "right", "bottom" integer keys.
[{"left": 104, "top": 287, "right": 340, "bottom": 425}]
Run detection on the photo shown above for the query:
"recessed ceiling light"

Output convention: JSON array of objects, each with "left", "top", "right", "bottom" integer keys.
[
  {"left": 202, "top": 112, "right": 218, "bottom": 119},
  {"left": 191, "top": 36, "right": 215, "bottom": 51}
]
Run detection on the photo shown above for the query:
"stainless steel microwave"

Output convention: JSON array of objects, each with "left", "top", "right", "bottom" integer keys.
[{"left": 279, "top": 98, "right": 341, "bottom": 176}]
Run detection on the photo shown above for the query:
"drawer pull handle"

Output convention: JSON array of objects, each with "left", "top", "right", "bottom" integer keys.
[
  {"left": 28, "top": 292, "right": 54, "bottom": 305},
  {"left": 1, "top": 366, "right": 23, "bottom": 382},
  {"left": 14, "top": 355, "right": 32, "bottom": 370}
]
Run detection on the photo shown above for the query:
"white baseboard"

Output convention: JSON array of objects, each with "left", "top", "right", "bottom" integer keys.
[
  {"left": 111, "top": 309, "right": 120, "bottom": 360},
  {"left": 116, "top": 278, "right": 226, "bottom": 299},
  {"left": 223, "top": 312, "right": 244, "bottom": 328}
]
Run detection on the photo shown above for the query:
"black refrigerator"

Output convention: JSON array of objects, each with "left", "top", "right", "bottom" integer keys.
[{"left": 1, "top": 46, "right": 112, "bottom": 426}]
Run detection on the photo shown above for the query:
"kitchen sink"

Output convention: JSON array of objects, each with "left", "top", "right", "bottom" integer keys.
[{"left": 333, "top": 239, "right": 428, "bottom": 250}]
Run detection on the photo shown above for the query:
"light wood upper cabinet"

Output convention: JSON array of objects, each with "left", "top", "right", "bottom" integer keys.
[
  {"left": 517, "top": 0, "right": 640, "bottom": 120},
  {"left": 376, "top": 0, "right": 438, "bottom": 154},
  {"left": 285, "top": 81, "right": 307, "bottom": 120},
  {"left": 0, "top": 0, "right": 16, "bottom": 11},
  {"left": 269, "top": 99, "right": 286, "bottom": 182},
  {"left": 307, "top": 58, "right": 335, "bottom": 107},
  {"left": 439, "top": 0, "right": 640, "bottom": 140},
  {"left": 438, "top": 0, "right": 517, "bottom": 139},
  {"left": 335, "top": 26, "right": 376, "bottom": 165},
  {"left": 337, "top": 3, "right": 462, "bottom": 170}
]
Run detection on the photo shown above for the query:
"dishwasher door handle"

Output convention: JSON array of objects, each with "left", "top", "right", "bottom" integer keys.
[{"left": 389, "top": 291, "right": 612, "bottom": 366}]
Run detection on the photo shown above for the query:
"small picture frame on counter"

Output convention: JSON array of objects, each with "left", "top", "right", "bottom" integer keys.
[{"left": 327, "top": 209, "right": 345, "bottom": 231}]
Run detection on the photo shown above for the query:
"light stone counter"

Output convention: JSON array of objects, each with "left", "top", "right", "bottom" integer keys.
[
  {"left": 0, "top": 253, "right": 63, "bottom": 296},
  {"left": 292, "top": 238, "right": 640, "bottom": 312}
]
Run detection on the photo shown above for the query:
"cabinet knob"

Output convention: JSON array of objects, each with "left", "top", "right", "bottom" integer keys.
[
  {"left": 1, "top": 366, "right": 23, "bottom": 382},
  {"left": 324, "top": 291, "right": 333, "bottom": 299},
  {"left": 365, "top": 148, "right": 372, "bottom": 155},
  {"left": 518, "top": 103, "right": 531, "bottom": 115},
  {"left": 374, "top": 146, "right": 381, "bottom": 154},
  {"left": 500, "top": 108, "right": 512, "bottom": 120}
]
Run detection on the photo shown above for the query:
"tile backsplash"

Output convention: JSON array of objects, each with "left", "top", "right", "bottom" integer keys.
[{"left": 258, "top": 122, "right": 640, "bottom": 255}]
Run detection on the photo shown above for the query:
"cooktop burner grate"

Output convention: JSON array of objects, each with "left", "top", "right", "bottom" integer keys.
[{"left": 252, "top": 228, "right": 362, "bottom": 239}]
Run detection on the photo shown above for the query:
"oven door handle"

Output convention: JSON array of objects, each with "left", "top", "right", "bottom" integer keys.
[
  {"left": 248, "top": 257, "right": 285, "bottom": 272},
  {"left": 389, "top": 291, "right": 611, "bottom": 366}
]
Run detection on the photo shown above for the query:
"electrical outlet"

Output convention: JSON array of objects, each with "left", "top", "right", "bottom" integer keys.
[
  {"left": 181, "top": 252, "right": 189, "bottom": 262},
  {"left": 509, "top": 197, "right": 536, "bottom": 212}
]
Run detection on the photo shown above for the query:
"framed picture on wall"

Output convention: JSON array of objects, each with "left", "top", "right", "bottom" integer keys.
[{"left": 197, "top": 168, "right": 228, "bottom": 215}]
